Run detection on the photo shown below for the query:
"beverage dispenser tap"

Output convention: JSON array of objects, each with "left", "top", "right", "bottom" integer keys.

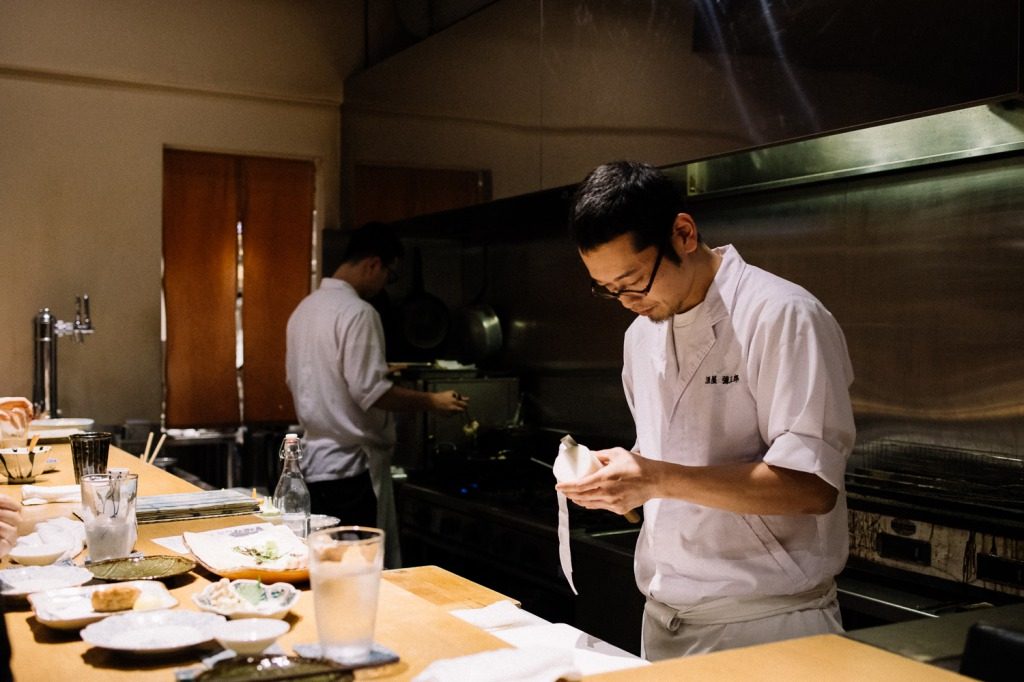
[{"left": 32, "top": 293, "right": 96, "bottom": 418}]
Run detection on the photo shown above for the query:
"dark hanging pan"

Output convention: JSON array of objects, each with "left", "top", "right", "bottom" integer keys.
[{"left": 399, "top": 247, "right": 450, "bottom": 351}]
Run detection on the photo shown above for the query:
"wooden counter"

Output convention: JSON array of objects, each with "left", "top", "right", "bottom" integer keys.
[{"left": 2, "top": 446, "right": 969, "bottom": 680}]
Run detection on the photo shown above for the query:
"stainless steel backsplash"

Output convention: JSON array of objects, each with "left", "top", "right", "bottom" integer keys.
[{"left": 480, "top": 150, "right": 1024, "bottom": 461}]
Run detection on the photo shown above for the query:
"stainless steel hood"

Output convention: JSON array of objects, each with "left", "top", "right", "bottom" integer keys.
[{"left": 681, "top": 101, "right": 1024, "bottom": 199}]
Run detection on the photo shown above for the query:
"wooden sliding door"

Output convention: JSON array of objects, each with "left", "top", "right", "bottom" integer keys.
[{"left": 163, "top": 149, "right": 314, "bottom": 428}]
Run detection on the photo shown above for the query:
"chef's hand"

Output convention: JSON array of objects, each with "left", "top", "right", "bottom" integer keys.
[
  {"left": 432, "top": 390, "right": 468, "bottom": 414},
  {"left": 0, "top": 494, "right": 21, "bottom": 558},
  {"left": 555, "top": 447, "right": 658, "bottom": 515}
]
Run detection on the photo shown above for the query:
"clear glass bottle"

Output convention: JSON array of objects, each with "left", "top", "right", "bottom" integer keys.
[{"left": 274, "top": 433, "right": 311, "bottom": 538}]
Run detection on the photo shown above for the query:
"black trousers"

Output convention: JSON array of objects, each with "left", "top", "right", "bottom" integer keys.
[{"left": 307, "top": 470, "right": 378, "bottom": 528}]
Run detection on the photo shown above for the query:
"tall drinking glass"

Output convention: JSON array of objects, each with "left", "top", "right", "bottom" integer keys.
[
  {"left": 81, "top": 472, "right": 138, "bottom": 562},
  {"left": 308, "top": 526, "right": 384, "bottom": 663}
]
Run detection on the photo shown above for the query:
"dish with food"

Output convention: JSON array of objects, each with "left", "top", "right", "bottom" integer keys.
[
  {"left": 197, "top": 655, "right": 354, "bottom": 681},
  {"left": 87, "top": 554, "right": 196, "bottom": 581},
  {"left": 28, "top": 580, "right": 177, "bottom": 630},
  {"left": 0, "top": 565, "right": 93, "bottom": 598},
  {"left": 193, "top": 578, "right": 300, "bottom": 619},
  {"left": 183, "top": 524, "right": 308, "bottom": 583},
  {"left": 80, "top": 610, "right": 226, "bottom": 655}
]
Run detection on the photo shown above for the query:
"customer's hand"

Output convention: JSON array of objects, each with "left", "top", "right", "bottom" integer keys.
[
  {"left": 0, "top": 494, "right": 21, "bottom": 558},
  {"left": 432, "top": 390, "right": 468, "bottom": 414}
]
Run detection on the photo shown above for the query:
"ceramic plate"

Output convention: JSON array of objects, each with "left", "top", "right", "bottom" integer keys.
[
  {"left": 192, "top": 579, "right": 300, "bottom": 619},
  {"left": 28, "top": 418, "right": 95, "bottom": 442},
  {"left": 0, "top": 565, "right": 94, "bottom": 598},
  {"left": 88, "top": 554, "right": 196, "bottom": 581},
  {"left": 28, "top": 580, "right": 178, "bottom": 630},
  {"left": 81, "top": 610, "right": 226, "bottom": 654},
  {"left": 197, "top": 655, "right": 354, "bottom": 681}
]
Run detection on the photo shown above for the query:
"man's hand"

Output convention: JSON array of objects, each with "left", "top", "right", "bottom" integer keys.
[
  {"left": 555, "top": 447, "right": 660, "bottom": 515},
  {"left": 431, "top": 390, "right": 468, "bottom": 415},
  {"left": 0, "top": 494, "right": 21, "bottom": 558}
]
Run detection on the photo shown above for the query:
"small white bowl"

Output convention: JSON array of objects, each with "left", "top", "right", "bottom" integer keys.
[
  {"left": 8, "top": 543, "right": 65, "bottom": 566},
  {"left": 212, "top": 617, "right": 290, "bottom": 655}
]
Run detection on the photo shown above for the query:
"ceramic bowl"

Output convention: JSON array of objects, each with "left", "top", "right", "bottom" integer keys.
[
  {"left": 211, "top": 617, "right": 290, "bottom": 655},
  {"left": 0, "top": 446, "right": 52, "bottom": 483},
  {"left": 192, "top": 579, "right": 300, "bottom": 619}
]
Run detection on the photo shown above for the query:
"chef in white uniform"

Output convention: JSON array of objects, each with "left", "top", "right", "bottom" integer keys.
[
  {"left": 557, "top": 161, "right": 855, "bottom": 660},
  {"left": 286, "top": 223, "right": 466, "bottom": 566}
]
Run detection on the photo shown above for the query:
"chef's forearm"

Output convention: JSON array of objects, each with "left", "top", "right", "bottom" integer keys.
[
  {"left": 653, "top": 460, "right": 838, "bottom": 515},
  {"left": 372, "top": 385, "right": 437, "bottom": 412}
]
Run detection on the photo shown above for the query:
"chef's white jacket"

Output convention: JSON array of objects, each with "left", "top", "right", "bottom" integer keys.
[
  {"left": 626, "top": 245, "right": 855, "bottom": 607},
  {"left": 285, "top": 278, "right": 395, "bottom": 483}
]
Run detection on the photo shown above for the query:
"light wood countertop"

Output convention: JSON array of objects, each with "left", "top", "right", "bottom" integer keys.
[{"left": 2, "top": 445, "right": 968, "bottom": 680}]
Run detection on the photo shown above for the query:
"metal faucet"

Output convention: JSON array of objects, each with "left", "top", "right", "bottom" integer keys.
[{"left": 33, "top": 294, "right": 95, "bottom": 418}]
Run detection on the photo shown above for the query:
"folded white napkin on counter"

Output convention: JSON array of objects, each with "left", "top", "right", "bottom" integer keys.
[
  {"left": 493, "top": 623, "right": 647, "bottom": 677},
  {"left": 21, "top": 484, "right": 81, "bottom": 506},
  {"left": 451, "top": 600, "right": 546, "bottom": 631},
  {"left": 12, "top": 516, "right": 86, "bottom": 561},
  {"left": 411, "top": 646, "right": 580, "bottom": 682}
]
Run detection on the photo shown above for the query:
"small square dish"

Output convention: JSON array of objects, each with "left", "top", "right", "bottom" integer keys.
[
  {"left": 28, "top": 580, "right": 178, "bottom": 630},
  {"left": 193, "top": 578, "right": 300, "bottom": 619}
]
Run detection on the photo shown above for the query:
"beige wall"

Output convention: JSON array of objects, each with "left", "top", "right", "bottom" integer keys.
[{"left": 0, "top": 0, "right": 363, "bottom": 425}]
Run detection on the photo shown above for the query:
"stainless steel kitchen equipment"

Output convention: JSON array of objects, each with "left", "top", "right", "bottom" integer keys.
[{"left": 32, "top": 294, "right": 95, "bottom": 418}]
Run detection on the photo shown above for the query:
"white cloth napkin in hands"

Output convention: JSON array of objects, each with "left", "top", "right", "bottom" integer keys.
[
  {"left": 412, "top": 646, "right": 581, "bottom": 682},
  {"left": 12, "top": 516, "right": 86, "bottom": 561},
  {"left": 21, "top": 484, "right": 81, "bottom": 506}
]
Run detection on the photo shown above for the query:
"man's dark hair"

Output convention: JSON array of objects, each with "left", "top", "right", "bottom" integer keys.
[
  {"left": 569, "top": 161, "right": 685, "bottom": 258},
  {"left": 340, "top": 222, "right": 404, "bottom": 266}
]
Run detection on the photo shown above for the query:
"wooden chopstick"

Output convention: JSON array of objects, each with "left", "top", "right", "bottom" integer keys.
[
  {"left": 141, "top": 432, "right": 154, "bottom": 461},
  {"left": 147, "top": 434, "right": 167, "bottom": 465}
]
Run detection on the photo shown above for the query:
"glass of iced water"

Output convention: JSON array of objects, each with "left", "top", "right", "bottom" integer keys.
[
  {"left": 308, "top": 526, "right": 384, "bottom": 664},
  {"left": 80, "top": 472, "right": 138, "bottom": 562}
]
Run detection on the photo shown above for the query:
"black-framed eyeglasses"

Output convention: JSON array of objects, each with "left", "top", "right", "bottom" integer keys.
[{"left": 590, "top": 242, "right": 666, "bottom": 300}]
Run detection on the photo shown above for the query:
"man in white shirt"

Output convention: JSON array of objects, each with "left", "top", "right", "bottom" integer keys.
[
  {"left": 557, "top": 161, "right": 855, "bottom": 659},
  {"left": 286, "top": 224, "right": 466, "bottom": 537}
]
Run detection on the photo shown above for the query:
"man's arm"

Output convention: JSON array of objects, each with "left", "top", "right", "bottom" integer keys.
[
  {"left": 372, "top": 385, "right": 466, "bottom": 414},
  {"left": 556, "top": 447, "right": 837, "bottom": 516}
]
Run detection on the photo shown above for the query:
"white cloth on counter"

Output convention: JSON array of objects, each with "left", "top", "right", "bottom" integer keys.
[
  {"left": 447, "top": 601, "right": 647, "bottom": 679},
  {"left": 451, "top": 600, "right": 546, "bottom": 631},
  {"left": 412, "top": 647, "right": 580, "bottom": 682},
  {"left": 21, "top": 484, "right": 81, "bottom": 505},
  {"left": 12, "top": 516, "right": 85, "bottom": 561}
]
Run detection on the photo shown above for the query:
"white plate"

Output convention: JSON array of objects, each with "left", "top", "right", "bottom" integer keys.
[
  {"left": 81, "top": 610, "right": 226, "bottom": 654},
  {"left": 183, "top": 524, "right": 308, "bottom": 583},
  {"left": 29, "top": 418, "right": 95, "bottom": 430},
  {"left": 28, "top": 580, "right": 178, "bottom": 630},
  {"left": 28, "top": 417, "right": 95, "bottom": 441},
  {"left": 0, "top": 565, "right": 94, "bottom": 598}
]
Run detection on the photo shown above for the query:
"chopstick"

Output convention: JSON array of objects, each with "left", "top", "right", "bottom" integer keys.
[
  {"left": 146, "top": 434, "right": 167, "bottom": 465},
  {"left": 141, "top": 432, "right": 154, "bottom": 461}
]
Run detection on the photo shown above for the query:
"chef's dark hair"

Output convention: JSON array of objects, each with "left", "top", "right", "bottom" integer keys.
[
  {"left": 341, "top": 222, "right": 404, "bottom": 267},
  {"left": 569, "top": 160, "right": 687, "bottom": 261}
]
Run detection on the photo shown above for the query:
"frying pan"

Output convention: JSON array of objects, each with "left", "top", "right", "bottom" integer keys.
[{"left": 399, "top": 247, "right": 450, "bottom": 351}]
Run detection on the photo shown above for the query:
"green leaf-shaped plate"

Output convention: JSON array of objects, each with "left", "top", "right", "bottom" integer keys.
[
  {"left": 197, "top": 655, "right": 354, "bottom": 681},
  {"left": 87, "top": 554, "right": 196, "bottom": 581}
]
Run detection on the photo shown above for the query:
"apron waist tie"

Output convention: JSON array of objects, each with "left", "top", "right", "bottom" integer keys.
[{"left": 646, "top": 580, "right": 837, "bottom": 630}]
